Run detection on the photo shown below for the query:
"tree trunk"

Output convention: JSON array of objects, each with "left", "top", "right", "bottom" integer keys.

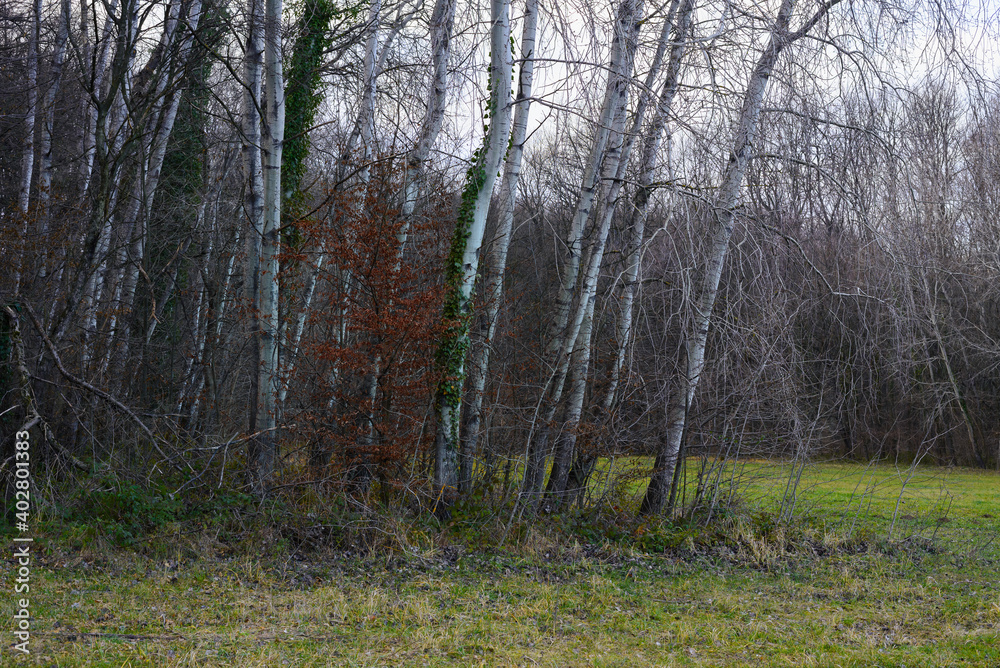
[
  {"left": 247, "top": 0, "right": 285, "bottom": 495},
  {"left": 544, "top": 0, "right": 643, "bottom": 361},
  {"left": 14, "top": 0, "right": 41, "bottom": 294},
  {"left": 78, "top": 0, "right": 119, "bottom": 204},
  {"left": 520, "top": 0, "right": 644, "bottom": 508},
  {"left": 606, "top": 0, "right": 692, "bottom": 410},
  {"left": 37, "top": 0, "right": 70, "bottom": 228},
  {"left": 641, "top": 0, "right": 842, "bottom": 515},
  {"left": 433, "top": 0, "right": 514, "bottom": 513},
  {"left": 562, "top": 0, "right": 696, "bottom": 503},
  {"left": 397, "top": 0, "right": 456, "bottom": 255},
  {"left": 549, "top": 0, "right": 695, "bottom": 502},
  {"left": 459, "top": 0, "right": 539, "bottom": 493},
  {"left": 109, "top": 0, "right": 205, "bottom": 378},
  {"left": 243, "top": 0, "right": 266, "bottom": 491}
]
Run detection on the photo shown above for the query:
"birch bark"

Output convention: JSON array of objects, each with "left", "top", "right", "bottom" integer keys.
[
  {"left": 38, "top": 0, "right": 71, "bottom": 226},
  {"left": 14, "top": 0, "right": 42, "bottom": 295},
  {"left": 244, "top": 0, "right": 265, "bottom": 444},
  {"left": 433, "top": 0, "right": 514, "bottom": 510},
  {"left": 78, "top": 0, "right": 119, "bottom": 203},
  {"left": 519, "top": 0, "right": 644, "bottom": 507},
  {"left": 108, "top": 0, "right": 205, "bottom": 376},
  {"left": 546, "top": 1, "right": 691, "bottom": 499},
  {"left": 640, "top": 0, "right": 843, "bottom": 514},
  {"left": 544, "top": 0, "right": 643, "bottom": 361},
  {"left": 458, "top": 0, "right": 539, "bottom": 491},
  {"left": 561, "top": 0, "right": 696, "bottom": 500},
  {"left": 249, "top": 0, "right": 285, "bottom": 494},
  {"left": 397, "top": 0, "right": 456, "bottom": 255}
]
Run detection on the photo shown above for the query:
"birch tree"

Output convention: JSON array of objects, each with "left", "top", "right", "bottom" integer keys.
[
  {"left": 546, "top": 0, "right": 696, "bottom": 501},
  {"left": 640, "top": 0, "right": 843, "bottom": 515},
  {"left": 37, "top": 0, "right": 71, "bottom": 225},
  {"left": 561, "top": 0, "right": 695, "bottom": 500},
  {"left": 397, "top": 0, "right": 456, "bottom": 253},
  {"left": 13, "top": 0, "right": 42, "bottom": 295},
  {"left": 433, "top": 0, "right": 515, "bottom": 511},
  {"left": 106, "top": 0, "right": 207, "bottom": 378},
  {"left": 459, "top": 0, "right": 539, "bottom": 491},
  {"left": 249, "top": 0, "right": 287, "bottom": 494},
  {"left": 520, "top": 0, "right": 644, "bottom": 507}
]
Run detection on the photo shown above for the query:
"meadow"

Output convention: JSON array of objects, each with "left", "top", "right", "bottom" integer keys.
[{"left": 3, "top": 460, "right": 999, "bottom": 667}]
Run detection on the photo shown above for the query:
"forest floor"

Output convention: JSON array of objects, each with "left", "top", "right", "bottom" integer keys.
[{"left": 3, "top": 462, "right": 1000, "bottom": 667}]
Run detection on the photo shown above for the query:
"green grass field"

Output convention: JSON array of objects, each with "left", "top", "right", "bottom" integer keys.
[
  {"left": 593, "top": 457, "right": 998, "bottom": 539},
  {"left": 3, "top": 461, "right": 999, "bottom": 666}
]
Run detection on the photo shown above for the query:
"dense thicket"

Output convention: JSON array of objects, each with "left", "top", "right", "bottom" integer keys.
[{"left": 1, "top": 0, "right": 998, "bottom": 529}]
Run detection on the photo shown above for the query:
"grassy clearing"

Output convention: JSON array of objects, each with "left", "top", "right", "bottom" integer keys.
[
  {"left": 596, "top": 457, "right": 999, "bottom": 540},
  {"left": 3, "top": 463, "right": 999, "bottom": 666}
]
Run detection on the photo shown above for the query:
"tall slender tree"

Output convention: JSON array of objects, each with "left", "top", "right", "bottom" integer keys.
[
  {"left": 433, "top": 0, "right": 515, "bottom": 512},
  {"left": 520, "top": 0, "right": 645, "bottom": 508},
  {"left": 641, "top": 0, "right": 843, "bottom": 515},
  {"left": 459, "top": 0, "right": 540, "bottom": 491}
]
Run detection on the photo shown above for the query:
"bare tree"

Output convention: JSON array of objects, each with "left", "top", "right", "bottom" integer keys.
[
  {"left": 460, "top": 0, "right": 539, "bottom": 491},
  {"left": 642, "top": 0, "right": 843, "bottom": 515},
  {"left": 433, "top": 0, "right": 515, "bottom": 510}
]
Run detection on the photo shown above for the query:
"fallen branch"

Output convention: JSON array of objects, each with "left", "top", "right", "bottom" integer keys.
[
  {"left": 2, "top": 305, "right": 87, "bottom": 472},
  {"left": 37, "top": 631, "right": 188, "bottom": 642},
  {"left": 22, "top": 304, "right": 189, "bottom": 473}
]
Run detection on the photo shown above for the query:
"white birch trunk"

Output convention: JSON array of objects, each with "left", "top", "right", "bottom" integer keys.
[
  {"left": 78, "top": 0, "right": 119, "bottom": 203},
  {"left": 14, "top": 0, "right": 41, "bottom": 294},
  {"left": 48, "top": 0, "right": 118, "bottom": 330},
  {"left": 356, "top": 0, "right": 379, "bottom": 189},
  {"left": 640, "top": 0, "right": 842, "bottom": 514},
  {"left": 546, "top": 1, "right": 689, "bottom": 500},
  {"left": 551, "top": 2, "right": 693, "bottom": 504},
  {"left": 545, "top": 0, "right": 642, "bottom": 361},
  {"left": 73, "top": 0, "right": 139, "bottom": 363},
  {"left": 175, "top": 199, "right": 212, "bottom": 409},
  {"left": 520, "top": 0, "right": 644, "bottom": 505},
  {"left": 38, "top": 0, "right": 71, "bottom": 228},
  {"left": 458, "top": 0, "right": 539, "bottom": 489},
  {"left": 116, "top": 0, "right": 204, "bottom": 342},
  {"left": 547, "top": 293, "right": 596, "bottom": 500},
  {"left": 603, "top": 0, "right": 693, "bottom": 414},
  {"left": 433, "top": 0, "right": 514, "bottom": 508},
  {"left": 250, "top": 0, "right": 285, "bottom": 494},
  {"left": 107, "top": 0, "right": 203, "bottom": 369},
  {"left": 243, "top": 0, "right": 266, "bottom": 442},
  {"left": 397, "top": 0, "right": 456, "bottom": 255}
]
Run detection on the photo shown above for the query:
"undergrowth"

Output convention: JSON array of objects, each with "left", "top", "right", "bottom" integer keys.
[{"left": 8, "top": 470, "right": 941, "bottom": 573}]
